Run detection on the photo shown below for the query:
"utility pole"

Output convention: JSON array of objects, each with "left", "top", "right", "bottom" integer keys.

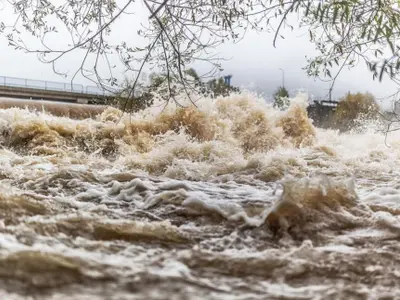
[{"left": 279, "top": 68, "right": 285, "bottom": 88}]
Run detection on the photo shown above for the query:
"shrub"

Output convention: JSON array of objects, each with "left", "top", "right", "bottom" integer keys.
[
  {"left": 333, "top": 92, "right": 380, "bottom": 130},
  {"left": 273, "top": 86, "right": 290, "bottom": 109}
]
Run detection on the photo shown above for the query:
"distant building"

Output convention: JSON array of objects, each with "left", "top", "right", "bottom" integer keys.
[{"left": 223, "top": 75, "right": 232, "bottom": 86}]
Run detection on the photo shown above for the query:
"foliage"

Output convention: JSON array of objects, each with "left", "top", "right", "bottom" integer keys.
[
  {"left": 333, "top": 92, "right": 380, "bottom": 130},
  {"left": 273, "top": 86, "right": 290, "bottom": 109},
  {"left": 112, "top": 73, "right": 168, "bottom": 112},
  {"left": 184, "top": 68, "right": 201, "bottom": 83},
  {"left": 207, "top": 77, "right": 240, "bottom": 98},
  {"left": 2, "top": 0, "right": 400, "bottom": 105},
  {"left": 299, "top": 0, "right": 400, "bottom": 98}
]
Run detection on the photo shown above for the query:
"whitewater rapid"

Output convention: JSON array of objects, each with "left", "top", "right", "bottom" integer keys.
[{"left": 0, "top": 93, "right": 400, "bottom": 299}]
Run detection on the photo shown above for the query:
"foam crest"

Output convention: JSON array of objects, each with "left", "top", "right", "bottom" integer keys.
[
  {"left": 266, "top": 175, "right": 370, "bottom": 236},
  {"left": 0, "top": 93, "right": 317, "bottom": 180}
]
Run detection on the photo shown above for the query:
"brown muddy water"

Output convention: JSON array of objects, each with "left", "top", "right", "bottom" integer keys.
[
  {"left": 0, "top": 98, "right": 107, "bottom": 119},
  {"left": 0, "top": 94, "right": 399, "bottom": 300}
]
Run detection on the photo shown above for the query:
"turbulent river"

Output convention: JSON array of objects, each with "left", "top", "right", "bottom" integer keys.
[{"left": 0, "top": 93, "right": 399, "bottom": 299}]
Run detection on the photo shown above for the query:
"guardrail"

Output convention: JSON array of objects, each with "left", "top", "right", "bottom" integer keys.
[{"left": 0, "top": 75, "right": 113, "bottom": 96}]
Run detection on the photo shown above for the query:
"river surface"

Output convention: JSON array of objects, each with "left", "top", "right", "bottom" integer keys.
[{"left": 0, "top": 93, "right": 399, "bottom": 299}]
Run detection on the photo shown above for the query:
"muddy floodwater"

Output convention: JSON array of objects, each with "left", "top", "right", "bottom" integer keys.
[{"left": 0, "top": 94, "right": 399, "bottom": 300}]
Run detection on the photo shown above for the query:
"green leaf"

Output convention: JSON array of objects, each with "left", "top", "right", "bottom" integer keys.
[
  {"left": 326, "top": 69, "right": 332, "bottom": 78},
  {"left": 379, "top": 61, "right": 386, "bottom": 81},
  {"left": 396, "top": 60, "right": 400, "bottom": 70},
  {"left": 377, "top": 14, "right": 383, "bottom": 26},
  {"left": 361, "top": 27, "right": 367, "bottom": 39},
  {"left": 344, "top": 4, "right": 350, "bottom": 21},
  {"left": 333, "top": 7, "right": 339, "bottom": 23}
]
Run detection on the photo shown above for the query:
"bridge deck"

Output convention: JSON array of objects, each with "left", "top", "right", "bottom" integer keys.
[{"left": 0, "top": 85, "right": 112, "bottom": 103}]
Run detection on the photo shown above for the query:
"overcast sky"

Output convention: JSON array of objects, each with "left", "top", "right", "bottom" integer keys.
[{"left": 0, "top": 1, "right": 398, "bottom": 109}]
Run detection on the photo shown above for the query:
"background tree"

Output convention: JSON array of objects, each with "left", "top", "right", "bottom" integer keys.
[
  {"left": 2, "top": 0, "right": 400, "bottom": 109},
  {"left": 113, "top": 73, "right": 163, "bottom": 112},
  {"left": 333, "top": 92, "right": 380, "bottom": 131},
  {"left": 273, "top": 86, "right": 289, "bottom": 109},
  {"left": 207, "top": 77, "right": 240, "bottom": 98}
]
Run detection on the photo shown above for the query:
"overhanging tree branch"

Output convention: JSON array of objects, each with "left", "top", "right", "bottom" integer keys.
[{"left": 1, "top": 0, "right": 400, "bottom": 113}]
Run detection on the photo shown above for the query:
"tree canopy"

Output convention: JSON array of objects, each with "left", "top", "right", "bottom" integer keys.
[
  {"left": 273, "top": 86, "right": 290, "bottom": 108},
  {"left": 333, "top": 91, "right": 380, "bottom": 130},
  {"left": 1, "top": 0, "right": 400, "bottom": 105}
]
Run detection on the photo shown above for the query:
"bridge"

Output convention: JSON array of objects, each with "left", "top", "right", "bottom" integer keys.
[{"left": 0, "top": 76, "right": 115, "bottom": 104}]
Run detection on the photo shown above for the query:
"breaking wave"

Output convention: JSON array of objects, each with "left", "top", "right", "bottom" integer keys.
[{"left": 1, "top": 93, "right": 315, "bottom": 180}]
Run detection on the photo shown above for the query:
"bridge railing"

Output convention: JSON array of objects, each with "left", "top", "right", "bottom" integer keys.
[{"left": 0, "top": 76, "right": 114, "bottom": 96}]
